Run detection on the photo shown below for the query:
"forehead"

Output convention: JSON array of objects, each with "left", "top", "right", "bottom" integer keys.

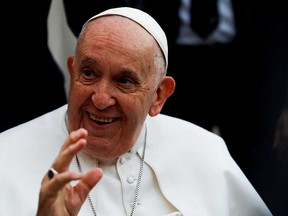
[
  {"left": 82, "top": 8, "right": 168, "bottom": 70},
  {"left": 78, "top": 16, "right": 158, "bottom": 74},
  {"left": 82, "top": 16, "right": 157, "bottom": 58},
  {"left": 86, "top": 15, "right": 153, "bottom": 40}
]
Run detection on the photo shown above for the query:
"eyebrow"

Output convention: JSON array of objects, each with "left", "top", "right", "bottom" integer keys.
[{"left": 80, "top": 57, "right": 97, "bottom": 65}]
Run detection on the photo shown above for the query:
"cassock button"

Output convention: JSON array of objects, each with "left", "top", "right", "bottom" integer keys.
[
  {"left": 120, "top": 157, "right": 126, "bottom": 164},
  {"left": 127, "top": 177, "right": 135, "bottom": 184}
]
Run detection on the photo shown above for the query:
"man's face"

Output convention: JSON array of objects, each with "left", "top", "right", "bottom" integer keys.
[{"left": 66, "top": 16, "right": 161, "bottom": 159}]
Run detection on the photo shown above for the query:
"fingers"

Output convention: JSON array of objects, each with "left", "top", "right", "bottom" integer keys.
[
  {"left": 47, "top": 171, "right": 84, "bottom": 194},
  {"left": 53, "top": 128, "right": 88, "bottom": 173},
  {"left": 43, "top": 128, "right": 89, "bottom": 186},
  {"left": 37, "top": 169, "right": 100, "bottom": 216},
  {"left": 37, "top": 128, "right": 103, "bottom": 216},
  {"left": 49, "top": 168, "right": 103, "bottom": 198},
  {"left": 44, "top": 168, "right": 103, "bottom": 198},
  {"left": 73, "top": 168, "right": 103, "bottom": 202},
  {"left": 79, "top": 168, "right": 103, "bottom": 190}
]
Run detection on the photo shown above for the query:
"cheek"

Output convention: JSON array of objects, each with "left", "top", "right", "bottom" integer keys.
[
  {"left": 128, "top": 93, "right": 154, "bottom": 115},
  {"left": 120, "top": 95, "right": 143, "bottom": 116},
  {"left": 68, "top": 83, "right": 91, "bottom": 103}
]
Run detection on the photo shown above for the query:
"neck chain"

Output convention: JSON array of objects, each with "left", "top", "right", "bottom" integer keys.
[{"left": 65, "top": 111, "right": 146, "bottom": 216}]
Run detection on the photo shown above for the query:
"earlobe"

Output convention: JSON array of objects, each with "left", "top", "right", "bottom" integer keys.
[{"left": 149, "top": 76, "right": 176, "bottom": 116}]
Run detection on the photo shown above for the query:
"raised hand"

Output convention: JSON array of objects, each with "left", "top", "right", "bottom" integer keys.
[{"left": 36, "top": 128, "right": 103, "bottom": 216}]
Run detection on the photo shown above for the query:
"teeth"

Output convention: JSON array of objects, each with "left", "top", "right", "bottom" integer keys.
[{"left": 89, "top": 113, "right": 113, "bottom": 123}]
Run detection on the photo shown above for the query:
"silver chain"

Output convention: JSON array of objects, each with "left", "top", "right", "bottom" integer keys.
[
  {"left": 75, "top": 155, "right": 97, "bottom": 216},
  {"left": 65, "top": 111, "right": 146, "bottom": 216}
]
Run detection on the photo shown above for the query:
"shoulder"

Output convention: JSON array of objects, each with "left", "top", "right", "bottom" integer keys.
[
  {"left": 0, "top": 104, "right": 68, "bottom": 175},
  {"left": 0, "top": 105, "right": 67, "bottom": 137},
  {"left": 147, "top": 113, "right": 225, "bottom": 146},
  {"left": 0, "top": 105, "right": 68, "bottom": 215},
  {"left": 0, "top": 105, "right": 68, "bottom": 156},
  {"left": 144, "top": 114, "right": 272, "bottom": 216},
  {"left": 145, "top": 114, "right": 229, "bottom": 163}
]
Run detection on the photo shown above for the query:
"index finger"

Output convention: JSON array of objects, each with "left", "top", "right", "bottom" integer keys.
[{"left": 52, "top": 128, "right": 88, "bottom": 173}]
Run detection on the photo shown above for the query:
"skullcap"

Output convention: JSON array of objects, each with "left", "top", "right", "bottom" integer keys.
[{"left": 85, "top": 7, "right": 168, "bottom": 69}]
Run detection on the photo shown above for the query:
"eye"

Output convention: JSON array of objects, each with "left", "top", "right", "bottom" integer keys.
[
  {"left": 78, "top": 68, "right": 98, "bottom": 85},
  {"left": 116, "top": 70, "right": 140, "bottom": 85},
  {"left": 115, "top": 74, "right": 141, "bottom": 93},
  {"left": 117, "top": 76, "right": 134, "bottom": 85},
  {"left": 83, "top": 69, "right": 95, "bottom": 78}
]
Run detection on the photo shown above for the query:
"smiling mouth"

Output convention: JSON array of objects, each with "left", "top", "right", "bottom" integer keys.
[{"left": 89, "top": 113, "right": 116, "bottom": 124}]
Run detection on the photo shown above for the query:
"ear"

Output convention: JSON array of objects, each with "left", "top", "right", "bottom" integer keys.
[
  {"left": 149, "top": 76, "right": 176, "bottom": 117},
  {"left": 67, "top": 56, "right": 74, "bottom": 76}
]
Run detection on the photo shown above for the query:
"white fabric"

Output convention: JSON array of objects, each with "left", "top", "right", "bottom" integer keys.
[
  {"left": 0, "top": 105, "right": 272, "bottom": 216},
  {"left": 84, "top": 7, "right": 168, "bottom": 69},
  {"left": 75, "top": 125, "right": 178, "bottom": 215}
]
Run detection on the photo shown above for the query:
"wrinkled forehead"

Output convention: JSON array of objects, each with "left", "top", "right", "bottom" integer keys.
[{"left": 83, "top": 7, "right": 168, "bottom": 69}]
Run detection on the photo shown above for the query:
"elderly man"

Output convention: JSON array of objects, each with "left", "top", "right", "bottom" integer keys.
[{"left": 0, "top": 7, "right": 272, "bottom": 216}]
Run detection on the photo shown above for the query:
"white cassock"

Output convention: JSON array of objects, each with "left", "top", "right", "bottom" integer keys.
[{"left": 0, "top": 105, "right": 272, "bottom": 216}]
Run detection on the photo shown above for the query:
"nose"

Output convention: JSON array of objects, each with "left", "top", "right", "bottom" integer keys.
[{"left": 91, "top": 82, "right": 116, "bottom": 110}]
